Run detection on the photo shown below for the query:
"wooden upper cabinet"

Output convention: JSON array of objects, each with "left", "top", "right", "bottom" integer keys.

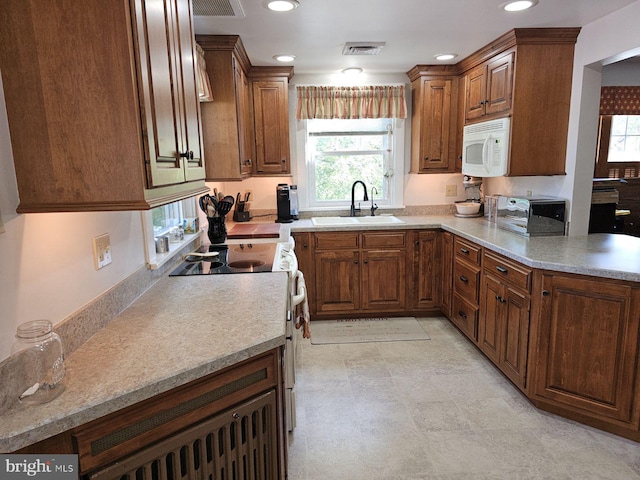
[
  {"left": 407, "top": 68, "right": 459, "bottom": 173},
  {"left": 459, "top": 28, "right": 580, "bottom": 176},
  {"left": 196, "top": 36, "right": 254, "bottom": 181},
  {"left": 251, "top": 73, "right": 292, "bottom": 175},
  {"left": 463, "top": 51, "right": 513, "bottom": 123},
  {"left": 0, "top": 0, "right": 208, "bottom": 212}
]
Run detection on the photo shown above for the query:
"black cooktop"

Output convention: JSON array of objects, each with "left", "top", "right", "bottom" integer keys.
[{"left": 169, "top": 243, "right": 278, "bottom": 276}]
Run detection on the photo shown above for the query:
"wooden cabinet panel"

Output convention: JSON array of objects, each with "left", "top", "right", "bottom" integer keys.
[
  {"left": 315, "top": 250, "right": 360, "bottom": 313},
  {"left": 479, "top": 274, "right": 502, "bottom": 364},
  {"left": 484, "top": 251, "right": 531, "bottom": 293},
  {"left": 410, "top": 74, "right": 458, "bottom": 173},
  {"left": 464, "top": 65, "right": 487, "bottom": 121},
  {"left": 252, "top": 78, "right": 290, "bottom": 175},
  {"left": 0, "top": 0, "right": 208, "bottom": 212},
  {"left": 362, "top": 249, "right": 406, "bottom": 310},
  {"left": 501, "top": 286, "right": 530, "bottom": 388},
  {"left": 362, "top": 232, "right": 407, "bottom": 249},
  {"left": 314, "top": 232, "right": 359, "bottom": 250},
  {"left": 484, "top": 52, "right": 514, "bottom": 117},
  {"left": 454, "top": 237, "right": 482, "bottom": 266},
  {"left": 441, "top": 231, "right": 454, "bottom": 317},
  {"left": 412, "top": 231, "right": 441, "bottom": 311},
  {"left": 533, "top": 273, "right": 640, "bottom": 424}
]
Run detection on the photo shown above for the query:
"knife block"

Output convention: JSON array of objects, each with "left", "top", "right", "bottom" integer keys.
[{"left": 233, "top": 210, "right": 251, "bottom": 222}]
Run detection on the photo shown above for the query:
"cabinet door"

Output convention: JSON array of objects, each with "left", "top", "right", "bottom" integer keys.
[
  {"left": 136, "top": 0, "right": 204, "bottom": 187},
  {"left": 235, "top": 64, "right": 254, "bottom": 176},
  {"left": 252, "top": 79, "right": 290, "bottom": 174},
  {"left": 501, "top": 285, "right": 530, "bottom": 389},
  {"left": 420, "top": 79, "right": 453, "bottom": 171},
  {"left": 485, "top": 51, "right": 513, "bottom": 117},
  {"left": 451, "top": 293, "right": 479, "bottom": 342},
  {"left": 315, "top": 251, "right": 360, "bottom": 313},
  {"left": 362, "top": 249, "right": 406, "bottom": 311},
  {"left": 464, "top": 64, "right": 487, "bottom": 122},
  {"left": 479, "top": 274, "right": 503, "bottom": 365},
  {"left": 534, "top": 274, "right": 640, "bottom": 423},
  {"left": 412, "top": 231, "right": 441, "bottom": 310}
]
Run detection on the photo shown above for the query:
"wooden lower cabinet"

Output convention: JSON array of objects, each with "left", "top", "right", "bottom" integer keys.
[
  {"left": 531, "top": 272, "right": 640, "bottom": 434},
  {"left": 313, "top": 231, "right": 408, "bottom": 317},
  {"left": 16, "top": 350, "right": 286, "bottom": 479},
  {"left": 479, "top": 273, "right": 530, "bottom": 390},
  {"left": 450, "top": 237, "right": 482, "bottom": 342},
  {"left": 411, "top": 230, "right": 441, "bottom": 312},
  {"left": 440, "top": 231, "right": 454, "bottom": 317}
]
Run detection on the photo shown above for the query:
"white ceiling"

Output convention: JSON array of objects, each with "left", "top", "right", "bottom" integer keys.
[{"left": 193, "top": 0, "right": 638, "bottom": 75}]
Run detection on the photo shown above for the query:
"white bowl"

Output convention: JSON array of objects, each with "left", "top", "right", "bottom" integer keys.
[{"left": 455, "top": 202, "right": 481, "bottom": 215}]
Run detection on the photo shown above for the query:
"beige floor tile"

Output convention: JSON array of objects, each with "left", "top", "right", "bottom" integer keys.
[{"left": 288, "top": 317, "right": 640, "bottom": 480}]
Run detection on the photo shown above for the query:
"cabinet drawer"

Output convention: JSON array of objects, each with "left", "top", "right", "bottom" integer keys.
[
  {"left": 452, "top": 293, "right": 479, "bottom": 342},
  {"left": 454, "top": 259, "right": 480, "bottom": 303},
  {"left": 454, "top": 237, "right": 482, "bottom": 266},
  {"left": 362, "top": 232, "right": 407, "bottom": 249},
  {"left": 484, "top": 251, "right": 531, "bottom": 293},
  {"left": 314, "top": 232, "right": 359, "bottom": 250}
]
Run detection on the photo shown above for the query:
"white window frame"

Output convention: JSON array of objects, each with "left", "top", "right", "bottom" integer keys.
[{"left": 295, "top": 118, "right": 405, "bottom": 212}]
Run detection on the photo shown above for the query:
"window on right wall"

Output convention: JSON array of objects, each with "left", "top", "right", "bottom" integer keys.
[{"left": 595, "top": 86, "right": 640, "bottom": 178}]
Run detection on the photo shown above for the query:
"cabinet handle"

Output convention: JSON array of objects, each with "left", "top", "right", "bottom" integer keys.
[
  {"left": 460, "top": 248, "right": 469, "bottom": 255},
  {"left": 495, "top": 295, "right": 506, "bottom": 304},
  {"left": 282, "top": 159, "right": 286, "bottom": 163},
  {"left": 232, "top": 412, "right": 240, "bottom": 420},
  {"left": 303, "top": 243, "right": 308, "bottom": 248},
  {"left": 542, "top": 290, "right": 550, "bottom": 296},
  {"left": 424, "top": 156, "right": 429, "bottom": 161},
  {"left": 458, "top": 310, "right": 467, "bottom": 319},
  {"left": 415, "top": 240, "right": 420, "bottom": 246},
  {"left": 459, "top": 275, "right": 468, "bottom": 283},
  {"left": 363, "top": 260, "right": 368, "bottom": 264},
  {"left": 496, "top": 266, "right": 508, "bottom": 274},
  {"left": 354, "top": 260, "right": 359, "bottom": 265},
  {"left": 179, "top": 151, "right": 194, "bottom": 159}
]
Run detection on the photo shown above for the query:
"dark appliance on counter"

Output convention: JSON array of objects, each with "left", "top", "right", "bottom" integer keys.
[
  {"left": 496, "top": 196, "right": 566, "bottom": 236},
  {"left": 276, "top": 184, "right": 292, "bottom": 223},
  {"left": 169, "top": 243, "right": 278, "bottom": 276}
]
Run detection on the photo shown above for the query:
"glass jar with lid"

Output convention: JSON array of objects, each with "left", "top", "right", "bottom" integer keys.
[{"left": 12, "top": 320, "right": 66, "bottom": 404}]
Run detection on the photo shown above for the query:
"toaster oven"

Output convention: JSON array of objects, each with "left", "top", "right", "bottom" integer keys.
[{"left": 495, "top": 196, "right": 566, "bottom": 237}]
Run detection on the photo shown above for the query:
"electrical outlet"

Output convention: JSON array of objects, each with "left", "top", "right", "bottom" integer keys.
[
  {"left": 526, "top": 190, "right": 533, "bottom": 197},
  {"left": 93, "top": 234, "right": 112, "bottom": 270},
  {"left": 445, "top": 185, "right": 457, "bottom": 197}
]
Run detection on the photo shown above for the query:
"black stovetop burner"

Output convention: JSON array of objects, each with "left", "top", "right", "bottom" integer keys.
[{"left": 169, "top": 243, "right": 278, "bottom": 276}]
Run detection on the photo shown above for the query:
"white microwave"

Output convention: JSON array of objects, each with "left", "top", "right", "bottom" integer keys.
[{"left": 461, "top": 117, "right": 510, "bottom": 177}]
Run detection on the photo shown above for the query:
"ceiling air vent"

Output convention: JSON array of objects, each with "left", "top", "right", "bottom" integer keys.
[
  {"left": 193, "top": 0, "right": 246, "bottom": 18},
  {"left": 342, "top": 42, "right": 386, "bottom": 56}
]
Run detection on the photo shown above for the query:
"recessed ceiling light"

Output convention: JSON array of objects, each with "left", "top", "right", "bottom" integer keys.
[
  {"left": 342, "top": 67, "right": 363, "bottom": 75},
  {"left": 273, "top": 54, "right": 296, "bottom": 62},
  {"left": 263, "top": 0, "right": 299, "bottom": 12},
  {"left": 501, "top": 0, "right": 538, "bottom": 12},
  {"left": 434, "top": 53, "right": 458, "bottom": 61}
]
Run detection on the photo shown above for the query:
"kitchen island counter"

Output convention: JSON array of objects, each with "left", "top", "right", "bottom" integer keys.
[
  {"left": 0, "top": 272, "right": 289, "bottom": 452},
  {"left": 292, "top": 215, "right": 640, "bottom": 282}
]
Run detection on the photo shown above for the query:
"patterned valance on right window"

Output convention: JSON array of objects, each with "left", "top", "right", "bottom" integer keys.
[{"left": 600, "top": 86, "right": 640, "bottom": 115}]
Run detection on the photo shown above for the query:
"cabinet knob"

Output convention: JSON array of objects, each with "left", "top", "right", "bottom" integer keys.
[
  {"left": 542, "top": 290, "right": 550, "bottom": 296},
  {"left": 459, "top": 275, "right": 468, "bottom": 283},
  {"left": 354, "top": 260, "right": 359, "bottom": 265},
  {"left": 424, "top": 156, "right": 429, "bottom": 161},
  {"left": 495, "top": 295, "right": 506, "bottom": 304},
  {"left": 282, "top": 159, "right": 286, "bottom": 163},
  {"left": 415, "top": 240, "right": 420, "bottom": 246},
  {"left": 458, "top": 310, "right": 467, "bottom": 319},
  {"left": 232, "top": 412, "right": 240, "bottom": 420}
]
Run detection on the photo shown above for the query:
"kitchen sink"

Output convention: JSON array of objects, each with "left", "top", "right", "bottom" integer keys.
[{"left": 311, "top": 216, "right": 404, "bottom": 226}]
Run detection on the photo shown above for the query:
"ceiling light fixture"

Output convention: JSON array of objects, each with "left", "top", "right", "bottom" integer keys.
[
  {"left": 501, "top": 0, "right": 538, "bottom": 12},
  {"left": 341, "top": 67, "right": 363, "bottom": 75},
  {"left": 263, "top": 0, "right": 299, "bottom": 12},
  {"left": 273, "top": 54, "right": 296, "bottom": 62},
  {"left": 434, "top": 53, "right": 458, "bottom": 61}
]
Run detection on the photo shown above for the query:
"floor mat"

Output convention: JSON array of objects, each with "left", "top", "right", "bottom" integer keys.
[{"left": 310, "top": 317, "right": 430, "bottom": 345}]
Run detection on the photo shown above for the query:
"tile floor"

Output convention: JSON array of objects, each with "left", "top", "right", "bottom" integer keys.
[{"left": 287, "top": 317, "right": 640, "bottom": 480}]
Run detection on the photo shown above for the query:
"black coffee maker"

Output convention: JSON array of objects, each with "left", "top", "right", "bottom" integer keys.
[{"left": 276, "top": 184, "right": 292, "bottom": 223}]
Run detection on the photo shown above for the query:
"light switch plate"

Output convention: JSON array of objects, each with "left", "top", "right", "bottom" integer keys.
[{"left": 93, "top": 234, "right": 112, "bottom": 270}]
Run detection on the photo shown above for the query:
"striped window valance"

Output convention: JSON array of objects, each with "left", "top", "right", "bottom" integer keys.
[
  {"left": 600, "top": 86, "right": 640, "bottom": 115},
  {"left": 296, "top": 85, "right": 407, "bottom": 120}
]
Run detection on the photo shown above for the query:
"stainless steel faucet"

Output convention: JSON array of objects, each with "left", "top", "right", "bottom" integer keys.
[
  {"left": 350, "top": 180, "right": 369, "bottom": 216},
  {"left": 370, "top": 187, "right": 378, "bottom": 216}
]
